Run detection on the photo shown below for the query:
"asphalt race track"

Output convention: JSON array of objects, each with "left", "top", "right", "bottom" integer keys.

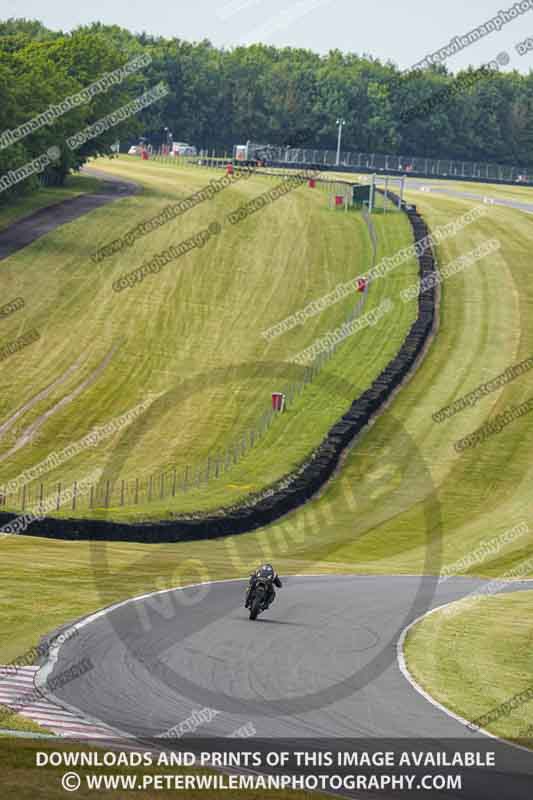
[
  {"left": 40, "top": 574, "right": 533, "bottom": 741},
  {"left": 0, "top": 170, "right": 137, "bottom": 261}
]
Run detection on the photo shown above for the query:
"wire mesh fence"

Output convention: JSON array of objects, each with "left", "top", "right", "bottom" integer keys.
[
  {"left": 246, "top": 145, "right": 529, "bottom": 183},
  {"left": 361, "top": 206, "right": 378, "bottom": 264}
]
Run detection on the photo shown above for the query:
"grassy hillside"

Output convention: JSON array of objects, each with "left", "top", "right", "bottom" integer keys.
[
  {"left": 1, "top": 166, "right": 532, "bottom": 744},
  {"left": 404, "top": 591, "right": 533, "bottom": 744},
  {"left": 0, "top": 156, "right": 418, "bottom": 518}
]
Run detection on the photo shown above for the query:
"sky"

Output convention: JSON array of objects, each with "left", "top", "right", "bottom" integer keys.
[{"left": 2, "top": 0, "right": 533, "bottom": 73}]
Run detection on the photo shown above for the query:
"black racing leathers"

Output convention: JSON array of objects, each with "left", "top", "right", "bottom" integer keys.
[{"left": 245, "top": 572, "right": 282, "bottom": 608}]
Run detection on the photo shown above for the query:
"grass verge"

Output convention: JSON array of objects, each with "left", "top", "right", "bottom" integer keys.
[
  {"left": 0, "top": 738, "right": 332, "bottom": 799},
  {"left": 403, "top": 590, "right": 533, "bottom": 743},
  {"left": 0, "top": 156, "right": 417, "bottom": 519},
  {"left": 1, "top": 170, "right": 532, "bottom": 743}
]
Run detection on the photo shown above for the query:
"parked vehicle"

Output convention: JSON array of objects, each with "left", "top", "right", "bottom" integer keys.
[
  {"left": 233, "top": 141, "right": 275, "bottom": 167},
  {"left": 172, "top": 142, "right": 197, "bottom": 156}
]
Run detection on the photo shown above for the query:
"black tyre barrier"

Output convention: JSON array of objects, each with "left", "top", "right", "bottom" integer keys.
[{"left": 0, "top": 193, "right": 436, "bottom": 543}]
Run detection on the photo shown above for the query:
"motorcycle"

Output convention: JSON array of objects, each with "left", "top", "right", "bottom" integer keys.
[{"left": 247, "top": 578, "right": 272, "bottom": 620}]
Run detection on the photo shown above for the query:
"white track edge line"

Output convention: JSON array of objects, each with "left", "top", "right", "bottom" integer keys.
[
  {"left": 31, "top": 574, "right": 533, "bottom": 747},
  {"left": 396, "top": 596, "right": 533, "bottom": 755},
  {"left": 34, "top": 573, "right": 369, "bottom": 740}
]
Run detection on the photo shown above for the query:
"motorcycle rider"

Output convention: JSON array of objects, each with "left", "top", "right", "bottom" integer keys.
[{"left": 245, "top": 564, "right": 282, "bottom": 609}]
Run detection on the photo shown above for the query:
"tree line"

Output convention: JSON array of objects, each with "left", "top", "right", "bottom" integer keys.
[{"left": 1, "top": 17, "right": 532, "bottom": 203}]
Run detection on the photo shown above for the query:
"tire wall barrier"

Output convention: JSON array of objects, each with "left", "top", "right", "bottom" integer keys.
[{"left": 0, "top": 194, "right": 436, "bottom": 544}]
